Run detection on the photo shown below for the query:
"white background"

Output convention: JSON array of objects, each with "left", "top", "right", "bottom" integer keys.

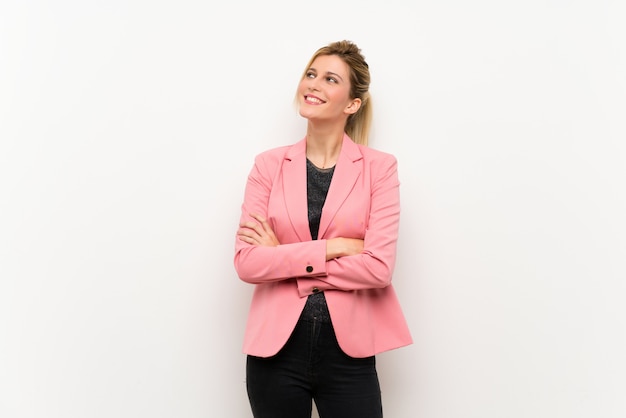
[{"left": 1, "top": 1, "right": 625, "bottom": 417}]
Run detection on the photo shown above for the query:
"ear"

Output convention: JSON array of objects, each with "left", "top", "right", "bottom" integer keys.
[{"left": 344, "top": 98, "right": 362, "bottom": 115}]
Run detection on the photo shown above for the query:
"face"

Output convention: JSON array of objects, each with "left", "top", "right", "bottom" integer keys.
[{"left": 297, "top": 54, "right": 361, "bottom": 123}]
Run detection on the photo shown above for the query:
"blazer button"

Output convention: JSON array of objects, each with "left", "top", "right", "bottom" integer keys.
[
  {"left": 312, "top": 287, "right": 320, "bottom": 293},
  {"left": 306, "top": 265, "right": 313, "bottom": 273}
]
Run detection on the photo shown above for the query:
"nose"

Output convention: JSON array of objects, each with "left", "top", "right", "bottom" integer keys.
[{"left": 307, "top": 76, "right": 320, "bottom": 91}]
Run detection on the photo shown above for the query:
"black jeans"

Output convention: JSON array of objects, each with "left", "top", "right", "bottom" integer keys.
[{"left": 246, "top": 318, "right": 383, "bottom": 418}]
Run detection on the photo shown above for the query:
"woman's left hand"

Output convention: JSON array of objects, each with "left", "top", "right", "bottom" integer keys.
[{"left": 237, "top": 213, "right": 280, "bottom": 247}]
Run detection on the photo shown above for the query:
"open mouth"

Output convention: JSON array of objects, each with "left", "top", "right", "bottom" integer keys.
[{"left": 304, "top": 95, "right": 325, "bottom": 104}]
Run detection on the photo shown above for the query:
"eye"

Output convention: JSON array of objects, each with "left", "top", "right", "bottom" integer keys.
[
  {"left": 326, "top": 76, "right": 338, "bottom": 83},
  {"left": 305, "top": 71, "right": 316, "bottom": 79}
]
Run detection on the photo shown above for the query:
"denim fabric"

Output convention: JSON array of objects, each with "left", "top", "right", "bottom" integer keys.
[{"left": 246, "top": 318, "right": 383, "bottom": 418}]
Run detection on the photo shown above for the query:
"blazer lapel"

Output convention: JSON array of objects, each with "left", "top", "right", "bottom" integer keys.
[
  {"left": 282, "top": 138, "right": 311, "bottom": 242},
  {"left": 318, "top": 134, "right": 363, "bottom": 239}
]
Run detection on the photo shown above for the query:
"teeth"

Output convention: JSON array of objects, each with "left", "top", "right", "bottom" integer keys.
[{"left": 306, "top": 96, "right": 323, "bottom": 104}]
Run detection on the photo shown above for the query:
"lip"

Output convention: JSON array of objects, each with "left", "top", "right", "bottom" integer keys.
[{"left": 304, "top": 94, "right": 326, "bottom": 105}]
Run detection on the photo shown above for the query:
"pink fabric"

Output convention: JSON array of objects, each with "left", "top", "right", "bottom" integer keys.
[{"left": 234, "top": 134, "right": 413, "bottom": 358}]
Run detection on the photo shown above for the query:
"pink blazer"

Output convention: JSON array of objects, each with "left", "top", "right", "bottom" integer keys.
[{"left": 234, "top": 134, "right": 412, "bottom": 358}]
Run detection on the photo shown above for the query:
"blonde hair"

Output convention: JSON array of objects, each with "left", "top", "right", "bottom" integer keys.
[{"left": 295, "top": 40, "right": 373, "bottom": 146}]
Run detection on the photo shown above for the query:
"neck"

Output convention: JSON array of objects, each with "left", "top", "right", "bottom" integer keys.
[{"left": 305, "top": 124, "right": 344, "bottom": 169}]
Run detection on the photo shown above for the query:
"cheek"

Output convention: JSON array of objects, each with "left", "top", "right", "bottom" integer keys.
[
  {"left": 328, "top": 87, "right": 351, "bottom": 104},
  {"left": 297, "top": 78, "right": 311, "bottom": 93}
]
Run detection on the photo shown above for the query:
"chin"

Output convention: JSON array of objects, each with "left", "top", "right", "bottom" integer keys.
[{"left": 298, "top": 108, "right": 316, "bottom": 120}]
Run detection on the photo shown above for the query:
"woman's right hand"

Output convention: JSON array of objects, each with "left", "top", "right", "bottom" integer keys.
[
  {"left": 326, "top": 237, "right": 364, "bottom": 261},
  {"left": 237, "top": 213, "right": 280, "bottom": 247}
]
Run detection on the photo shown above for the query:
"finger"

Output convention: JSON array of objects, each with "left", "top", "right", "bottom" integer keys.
[
  {"left": 240, "top": 220, "right": 260, "bottom": 229},
  {"left": 248, "top": 214, "right": 274, "bottom": 237},
  {"left": 261, "top": 222, "right": 277, "bottom": 240},
  {"left": 239, "top": 222, "right": 265, "bottom": 236},
  {"left": 237, "top": 229, "right": 261, "bottom": 244},
  {"left": 259, "top": 219, "right": 273, "bottom": 235},
  {"left": 250, "top": 215, "right": 274, "bottom": 234},
  {"left": 237, "top": 227, "right": 260, "bottom": 240},
  {"left": 249, "top": 213, "right": 268, "bottom": 224}
]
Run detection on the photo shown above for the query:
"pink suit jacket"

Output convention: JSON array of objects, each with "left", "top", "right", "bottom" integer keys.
[{"left": 234, "top": 134, "right": 412, "bottom": 358}]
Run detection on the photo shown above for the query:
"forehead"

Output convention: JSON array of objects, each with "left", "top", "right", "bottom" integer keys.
[{"left": 309, "top": 54, "right": 350, "bottom": 77}]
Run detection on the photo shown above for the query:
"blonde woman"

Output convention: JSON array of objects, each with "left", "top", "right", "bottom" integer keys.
[{"left": 235, "top": 40, "right": 412, "bottom": 418}]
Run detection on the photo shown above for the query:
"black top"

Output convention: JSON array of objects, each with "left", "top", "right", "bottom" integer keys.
[{"left": 300, "top": 159, "right": 335, "bottom": 323}]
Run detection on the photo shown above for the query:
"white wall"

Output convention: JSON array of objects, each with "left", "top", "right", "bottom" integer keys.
[{"left": 1, "top": 1, "right": 624, "bottom": 417}]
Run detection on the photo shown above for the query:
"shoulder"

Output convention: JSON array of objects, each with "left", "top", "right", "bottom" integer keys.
[
  {"left": 248, "top": 139, "right": 305, "bottom": 180},
  {"left": 254, "top": 137, "right": 306, "bottom": 164},
  {"left": 254, "top": 144, "right": 291, "bottom": 164},
  {"left": 358, "top": 144, "right": 396, "bottom": 161},
  {"left": 355, "top": 144, "right": 398, "bottom": 172},
  {"left": 342, "top": 134, "right": 397, "bottom": 167},
  {"left": 246, "top": 146, "right": 289, "bottom": 182}
]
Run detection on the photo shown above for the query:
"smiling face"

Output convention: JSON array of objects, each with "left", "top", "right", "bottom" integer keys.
[{"left": 297, "top": 54, "right": 361, "bottom": 125}]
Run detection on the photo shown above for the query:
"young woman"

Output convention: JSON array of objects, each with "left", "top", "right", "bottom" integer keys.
[{"left": 234, "top": 40, "right": 412, "bottom": 418}]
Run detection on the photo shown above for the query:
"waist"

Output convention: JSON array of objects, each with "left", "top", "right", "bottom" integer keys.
[{"left": 299, "top": 291, "right": 331, "bottom": 323}]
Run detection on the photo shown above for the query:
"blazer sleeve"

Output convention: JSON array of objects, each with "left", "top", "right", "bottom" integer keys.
[
  {"left": 234, "top": 152, "right": 328, "bottom": 284},
  {"left": 296, "top": 154, "right": 401, "bottom": 296}
]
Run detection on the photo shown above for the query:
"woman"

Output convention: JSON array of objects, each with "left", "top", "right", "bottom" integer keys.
[{"left": 234, "top": 40, "right": 412, "bottom": 418}]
